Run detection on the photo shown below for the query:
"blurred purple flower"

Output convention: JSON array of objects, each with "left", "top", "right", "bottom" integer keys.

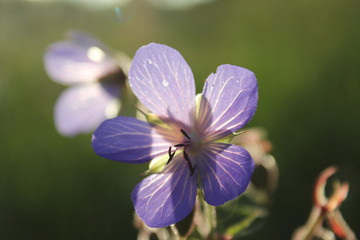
[
  {"left": 92, "top": 43, "right": 258, "bottom": 227},
  {"left": 44, "top": 31, "right": 125, "bottom": 137}
]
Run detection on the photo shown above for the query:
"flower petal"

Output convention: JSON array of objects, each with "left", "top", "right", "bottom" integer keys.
[
  {"left": 198, "top": 143, "right": 254, "bottom": 206},
  {"left": 68, "top": 31, "right": 110, "bottom": 50},
  {"left": 92, "top": 116, "right": 174, "bottom": 163},
  {"left": 54, "top": 83, "right": 120, "bottom": 137},
  {"left": 131, "top": 155, "right": 197, "bottom": 227},
  {"left": 44, "top": 32, "right": 118, "bottom": 85},
  {"left": 129, "top": 43, "right": 195, "bottom": 127},
  {"left": 200, "top": 64, "right": 258, "bottom": 140}
]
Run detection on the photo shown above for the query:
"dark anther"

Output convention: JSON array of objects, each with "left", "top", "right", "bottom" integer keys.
[
  {"left": 174, "top": 143, "right": 185, "bottom": 148},
  {"left": 183, "top": 151, "right": 197, "bottom": 176},
  {"left": 167, "top": 129, "right": 194, "bottom": 173},
  {"left": 167, "top": 147, "right": 175, "bottom": 164},
  {"left": 168, "top": 146, "right": 172, "bottom": 158},
  {"left": 180, "top": 129, "right": 191, "bottom": 140}
]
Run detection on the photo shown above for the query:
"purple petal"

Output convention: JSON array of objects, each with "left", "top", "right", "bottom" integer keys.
[
  {"left": 198, "top": 143, "right": 254, "bottom": 206},
  {"left": 68, "top": 31, "right": 110, "bottom": 50},
  {"left": 129, "top": 43, "right": 195, "bottom": 127},
  {"left": 132, "top": 155, "right": 197, "bottom": 227},
  {"left": 92, "top": 117, "right": 174, "bottom": 163},
  {"left": 54, "top": 83, "right": 120, "bottom": 137},
  {"left": 200, "top": 65, "right": 258, "bottom": 140},
  {"left": 44, "top": 33, "right": 118, "bottom": 85}
]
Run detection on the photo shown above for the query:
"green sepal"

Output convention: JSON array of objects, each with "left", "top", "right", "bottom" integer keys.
[
  {"left": 215, "top": 130, "right": 246, "bottom": 144},
  {"left": 146, "top": 113, "right": 165, "bottom": 126},
  {"left": 147, "top": 154, "right": 169, "bottom": 174},
  {"left": 195, "top": 93, "right": 202, "bottom": 119},
  {"left": 135, "top": 107, "right": 171, "bottom": 129},
  {"left": 147, "top": 151, "right": 182, "bottom": 174},
  {"left": 214, "top": 134, "right": 234, "bottom": 144}
]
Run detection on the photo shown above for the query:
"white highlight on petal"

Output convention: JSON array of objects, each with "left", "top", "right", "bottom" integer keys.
[
  {"left": 162, "top": 80, "right": 169, "bottom": 87},
  {"left": 87, "top": 46, "right": 106, "bottom": 63},
  {"left": 104, "top": 99, "right": 121, "bottom": 118}
]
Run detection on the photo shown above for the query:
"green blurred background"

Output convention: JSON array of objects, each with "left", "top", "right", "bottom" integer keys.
[{"left": 1, "top": 0, "right": 359, "bottom": 239}]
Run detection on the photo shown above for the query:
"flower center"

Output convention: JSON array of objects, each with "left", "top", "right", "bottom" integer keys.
[{"left": 167, "top": 129, "right": 197, "bottom": 176}]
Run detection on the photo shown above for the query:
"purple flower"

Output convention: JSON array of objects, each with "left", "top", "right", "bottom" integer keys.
[
  {"left": 44, "top": 31, "right": 125, "bottom": 137},
  {"left": 92, "top": 43, "right": 258, "bottom": 227}
]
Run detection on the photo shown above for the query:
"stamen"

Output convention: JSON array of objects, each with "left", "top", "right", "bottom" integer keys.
[
  {"left": 167, "top": 147, "right": 175, "bottom": 164},
  {"left": 183, "top": 151, "right": 197, "bottom": 176},
  {"left": 168, "top": 146, "right": 172, "bottom": 158},
  {"left": 180, "top": 129, "right": 191, "bottom": 140},
  {"left": 166, "top": 129, "right": 196, "bottom": 174},
  {"left": 174, "top": 143, "right": 185, "bottom": 148}
]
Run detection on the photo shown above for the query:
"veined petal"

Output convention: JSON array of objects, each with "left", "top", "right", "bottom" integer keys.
[
  {"left": 129, "top": 43, "right": 195, "bottom": 127},
  {"left": 198, "top": 143, "right": 254, "bottom": 206},
  {"left": 131, "top": 155, "right": 197, "bottom": 227},
  {"left": 200, "top": 65, "right": 258, "bottom": 140},
  {"left": 54, "top": 83, "right": 120, "bottom": 137},
  {"left": 44, "top": 32, "right": 118, "bottom": 85},
  {"left": 92, "top": 117, "right": 174, "bottom": 163}
]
